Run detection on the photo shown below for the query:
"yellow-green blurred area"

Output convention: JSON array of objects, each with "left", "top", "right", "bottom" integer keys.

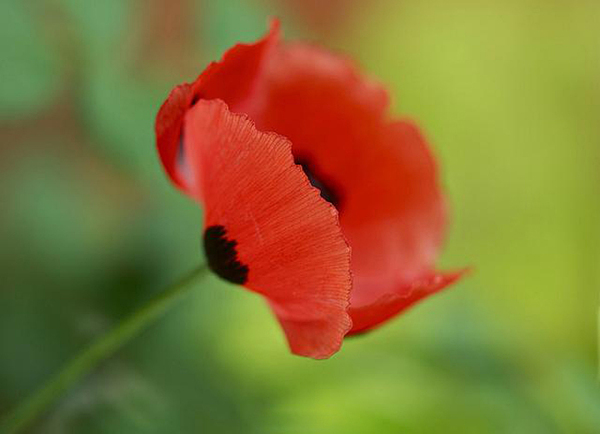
[{"left": 1, "top": 0, "right": 599, "bottom": 432}]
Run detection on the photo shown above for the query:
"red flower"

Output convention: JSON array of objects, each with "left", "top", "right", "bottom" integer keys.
[{"left": 156, "top": 21, "right": 463, "bottom": 359}]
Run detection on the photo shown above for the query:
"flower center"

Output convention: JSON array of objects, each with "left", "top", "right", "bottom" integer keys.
[{"left": 295, "top": 157, "right": 342, "bottom": 209}]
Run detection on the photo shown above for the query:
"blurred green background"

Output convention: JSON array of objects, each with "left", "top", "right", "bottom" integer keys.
[{"left": 1, "top": 0, "right": 599, "bottom": 432}]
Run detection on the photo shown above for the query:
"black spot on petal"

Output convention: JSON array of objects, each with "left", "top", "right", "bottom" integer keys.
[
  {"left": 204, "top": 225, "right": 249, "bottom": 284},
  {"left": 295, "top": 157, "right": 343, "bottom": 210}
]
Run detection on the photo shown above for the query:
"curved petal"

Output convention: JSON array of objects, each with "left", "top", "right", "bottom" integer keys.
[
  {"left": 155, "top": 82, "right": 193, "bottom": 190},
  {"left": 348, "top": 271, "right": 465, "bottom": 335},
  {"left": 155, "top": 20, "right": 280, "bottom": 195},
  {"left": 183, "top": 99, "right": 352, "bottom": 359},
  {"left": 240, "top": 44, "right": 455, "bottom": 331}
]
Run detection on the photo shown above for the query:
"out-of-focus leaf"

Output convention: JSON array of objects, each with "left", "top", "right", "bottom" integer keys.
[{"left": 0, "top": 1, "right": 61, "bottom": 120}]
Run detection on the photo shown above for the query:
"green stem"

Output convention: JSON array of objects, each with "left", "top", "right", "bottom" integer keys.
[{"left": 0, "top": 264, "right": 210, "bottom": 434}]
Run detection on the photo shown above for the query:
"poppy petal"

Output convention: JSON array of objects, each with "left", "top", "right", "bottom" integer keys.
[
  {"left": 155, "top": 20, "right": 280, "bottom": 195},
  {"left": 183, "top": 98, "right": 352, "bottom": 359},
  {"left": 348, "top": 271, "right": 465, "bottom": 335},
  {"left": 237, "top": 44, "right": 453, "bottom": 331},
  {"left": 155, "top": 82, "right": 193, "bottom": 191}
]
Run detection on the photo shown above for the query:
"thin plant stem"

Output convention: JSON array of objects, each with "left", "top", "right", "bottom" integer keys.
[{"left": 0, "top": 264, "right": 210, "bottom": 434}]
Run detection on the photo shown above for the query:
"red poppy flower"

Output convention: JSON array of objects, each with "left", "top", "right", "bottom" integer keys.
[{"left": 155, "top": 20, "right": 462, "bottom": 359}]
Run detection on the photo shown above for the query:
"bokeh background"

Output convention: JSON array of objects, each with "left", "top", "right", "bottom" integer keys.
[{"left": 1, "top": 0, "right": 599, "bottom": 432}]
